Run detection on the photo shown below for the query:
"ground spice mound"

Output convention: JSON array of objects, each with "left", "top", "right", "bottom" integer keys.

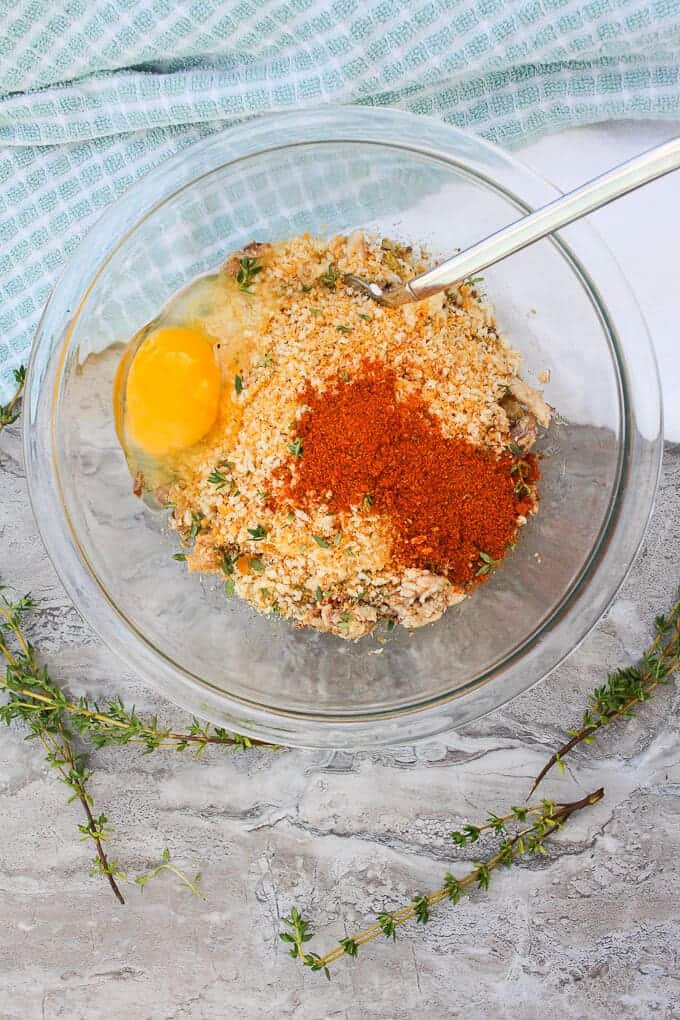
[{"left": 283, "top": 361, "right": 539, "bottom": 586}]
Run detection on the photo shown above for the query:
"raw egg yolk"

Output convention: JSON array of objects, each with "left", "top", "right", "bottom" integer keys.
[{"left": 125, "top": 327, "right": 220, "bottom": 456}]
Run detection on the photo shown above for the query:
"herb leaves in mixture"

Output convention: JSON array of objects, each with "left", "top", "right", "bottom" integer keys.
[
  {"left": 189, "top": 512, "right": 204, "bottom": 539},
  {"left": 208, "top": 467, "right": 231, "bottom": 488},
  {"left": 236, "top": 255, "right": 263, "bottom": 294},
  {"left": 247, "top": 525, "right": 267, "bottom": 541},
  {"left": 321, "top": 262, "right": 338, "bottom": 289},
  {"left": 475, "top": 551, "right": 499, "bottom": 576},
  {"left": 161, "top": 233, "right": 549, "bottom": 641},
  {"left": 288, "top": 437, "right": 304, "bottom": 458}
]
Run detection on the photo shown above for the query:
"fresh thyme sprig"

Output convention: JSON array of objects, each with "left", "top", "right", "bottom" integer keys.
[
  {"left": 89, "top": 844, "right": 204, "bottom": 900},
  {"left": 0, "top": 595, "right": 273, "bottom": 756},
  {"left": 281, "top": 788, "right": 603, "bottom": 976},
  {"left": 530, "top": 589, "right": 680, "bottom": 795},
  {"left": 0, "top": 591, "right": 125, "bottom": 903},
  {"left": 135, "top": 848, "right": 205, "bottom": 899},
  {"left": 1, "top": 583, "right": 278, "bottom": 903},
  {"left": 4, "top": 682, "right": 270, "bottom": 755},
  {"left": 0, "top": 366, "right": 26, "bottom": 431}
]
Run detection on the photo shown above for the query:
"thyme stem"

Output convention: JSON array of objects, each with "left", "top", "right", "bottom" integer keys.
[
  {"left": 135, "top": 851, "right": 205, "bottom": 899},
  {"left": 321, "top": 789, "right": 602, "bottom": 967},
  {"left": 4, "top": 687, "right": 270, "bottom": 752},
  {"left": 0, "top": 598, "right": 274, "bottom": 756},
  {"left": 282, "top": 788, "right": 603, "bottom": 975},
  {"left": 38, "top": 726, "right": 125, "bottom": 905},
  {"left": 1, "top": 596, "right": 124, "bottom": 903},
  {"left": 529, "top": 591, "right": 680, "bottom": 796}
]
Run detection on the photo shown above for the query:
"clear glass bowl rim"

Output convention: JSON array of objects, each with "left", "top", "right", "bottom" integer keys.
[{"left": 24, "top": 106, "right": 663, "bottom": 748}]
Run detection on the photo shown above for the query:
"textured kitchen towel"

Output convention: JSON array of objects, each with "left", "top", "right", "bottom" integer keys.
[{"left": 1, "top": 0, "right": 680, "bottom": 398}]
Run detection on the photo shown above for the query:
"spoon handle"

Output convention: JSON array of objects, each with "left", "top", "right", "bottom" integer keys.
[{"left": 404, "top": 137, "right": 680, "bottom": 302}]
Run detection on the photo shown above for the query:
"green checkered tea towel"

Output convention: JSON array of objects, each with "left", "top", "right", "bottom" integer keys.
[{"left": 2, "top": 0, "right": 680, "bottom": 398}]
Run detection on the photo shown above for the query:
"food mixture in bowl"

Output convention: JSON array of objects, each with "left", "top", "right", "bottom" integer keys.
[{"left": 116, "top": 232, "right": 551, "bottom": 639}]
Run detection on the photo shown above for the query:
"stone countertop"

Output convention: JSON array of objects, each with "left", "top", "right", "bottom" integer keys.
[
  {"left": 2, "top": 129, "right": 680, "bottom": 1020},
  {"left": 2, "top": 431, "right": 680, "bottom": 1020}
]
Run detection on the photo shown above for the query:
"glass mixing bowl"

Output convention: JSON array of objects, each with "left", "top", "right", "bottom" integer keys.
[{"left": 24, "top": 107, "right": 662, "bottom": 748}]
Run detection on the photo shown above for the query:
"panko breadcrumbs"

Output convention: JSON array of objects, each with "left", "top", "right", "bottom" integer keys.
[{"left": 164, "top": 231, "right": 551, "bottom": 639}]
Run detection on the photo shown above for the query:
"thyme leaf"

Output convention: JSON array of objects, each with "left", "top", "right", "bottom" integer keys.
[
  {"left": 475, "top": 551, "right": 499, "bottom": 576},
  {"left": 208, "top": 467, "right": 231, "bottom": 488},
  {"left": 236, "top": 255, "right": 263, "bottom": 294},
  {"left": 189, "top": 512, "right": 204, "bottom": 539},
  {"left": 321, "top": 263, "right": 338, "bottom": 290}
]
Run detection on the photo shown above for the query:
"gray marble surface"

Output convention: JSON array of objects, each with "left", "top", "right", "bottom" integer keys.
[{"left": 1, "top": 413, "right": 680, "bottom": 1019}]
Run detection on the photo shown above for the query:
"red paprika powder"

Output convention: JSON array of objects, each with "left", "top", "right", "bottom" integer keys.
[{"left": 281, "top": 360, "right": 538, "bottom": 586}]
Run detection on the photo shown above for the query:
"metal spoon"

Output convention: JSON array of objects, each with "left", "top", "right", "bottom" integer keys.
[{"left": 345, "top": 137, "right": 680, "bottom": 306}]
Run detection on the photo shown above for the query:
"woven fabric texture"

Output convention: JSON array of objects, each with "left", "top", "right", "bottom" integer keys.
[{"left": 1, "top": 0, "right": 679, "bottom": 396}]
